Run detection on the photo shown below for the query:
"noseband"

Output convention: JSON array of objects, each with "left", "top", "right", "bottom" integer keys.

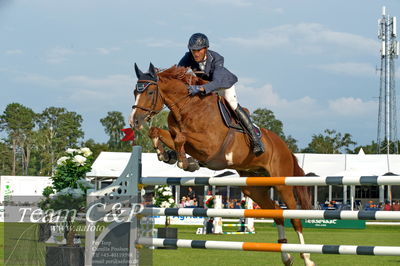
[{"left": 132, "top": 80, "right": 164, "bottom": 117}]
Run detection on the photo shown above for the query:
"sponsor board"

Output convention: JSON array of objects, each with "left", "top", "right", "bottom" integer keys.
[{"left": 276, "top": 219, "right": 366, "bottom": 229}]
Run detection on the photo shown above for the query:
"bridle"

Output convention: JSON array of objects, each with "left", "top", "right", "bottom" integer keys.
[
  {"left": 132, "top": 73, "right": 194, "bottom": 120},
  {"left": 132, "top": 80, "right": 164, "bottom": 119}
]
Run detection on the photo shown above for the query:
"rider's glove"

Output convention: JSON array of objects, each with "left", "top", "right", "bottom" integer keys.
[{"left": 188, "top": 85, "right": 203, "bottom": 96}]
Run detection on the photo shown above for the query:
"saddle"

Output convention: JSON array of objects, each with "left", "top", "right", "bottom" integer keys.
[{"left": 217, "top": 96, "right": 261, "bottom": 137}]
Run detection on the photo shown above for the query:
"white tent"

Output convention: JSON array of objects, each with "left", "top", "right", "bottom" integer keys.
[
  {"left": 86, "top": 152, "right": 239, "bottom": 181},
  {"left": 296, "top": 153, "right": 400, "bottom": 176},
  {"left": 88, "top": 151, "right": 400, "bottom": 180}
]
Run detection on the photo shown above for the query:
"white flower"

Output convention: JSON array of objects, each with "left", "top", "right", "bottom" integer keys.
[
  {"left": 168, "top": 198, "right": 174, "bottom": 204},
  {"left": 73, "top": 155, "right": 87, "bottom": 166},
  {"left": 164, "top": 187, "right": 171, "bottom": 191},
  {"left": 80, "top": 147, "right": 92, "bottom": 157},
  {"left": 66, "top": 148, "right": 77, "bottom": 154},
  {"left": 152, "top": 198, "right": 156, "bottom": 204},
  {"left": 158, "top": 187, "right": 164, "bottom": 192},
  {"left": 162, "top": 191, "right": 172, "bottom": 196},
  {"left": 57, "top": 156, "right": 69, "bottom": 165},
  {"left": 160, "top": 202, "right": 171, "bottom": 208}
]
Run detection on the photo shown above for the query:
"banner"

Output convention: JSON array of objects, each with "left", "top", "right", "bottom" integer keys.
[{"left": 278, "top": 218, "right": 366, "bottom": 229}]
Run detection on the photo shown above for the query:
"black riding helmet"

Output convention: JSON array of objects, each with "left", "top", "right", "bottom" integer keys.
[{"left": 188, "top": 33, "right": 209, "bottom": 50}]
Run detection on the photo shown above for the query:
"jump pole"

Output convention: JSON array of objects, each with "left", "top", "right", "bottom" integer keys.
[
  {"left": 141, "top": 176, "right": 400, "bottom": 186},
  {"left": 137, "top": 238, "right": 400, "bottom": 256},
  {"left": 140, "top": 207, "right": 400, "bottom": 220}
]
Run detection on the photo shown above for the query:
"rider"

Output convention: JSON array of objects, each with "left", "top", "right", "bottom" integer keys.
[{"left": 178, "top": 33, "right": 265, "bottom": 156}]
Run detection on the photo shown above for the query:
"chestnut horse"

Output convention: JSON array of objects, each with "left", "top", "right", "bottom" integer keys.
[{"left": 129, "top": 63, "right": 315, "bottom": 266}]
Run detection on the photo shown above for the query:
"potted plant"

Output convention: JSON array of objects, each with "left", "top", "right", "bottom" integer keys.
[
  {"left": 39, "top": 147, "right": 94, "bottom": 266},
  {"left": 153, "top": 185, "right": 177, "bottom": 248}
]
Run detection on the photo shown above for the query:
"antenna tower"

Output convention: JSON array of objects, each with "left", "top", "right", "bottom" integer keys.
[{"left": 377, "top": 6, "right": 399, "bottom": 154}]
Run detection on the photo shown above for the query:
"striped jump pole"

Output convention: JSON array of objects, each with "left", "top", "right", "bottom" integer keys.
[
  {"left": 140, "top": 175, "right": 400, "bottom": 186},
  {"left": 137, "top": 238, "right": 400, "bottom": 256},
  {"left": 140, "top": 207, "right": 400, "bottom": 220}
]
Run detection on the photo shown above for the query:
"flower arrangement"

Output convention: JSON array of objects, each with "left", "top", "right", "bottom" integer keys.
[
  {"left": 205, "top": 196, "right": 215, "bottom": 208},
  {"left": 240, "top": 199, "right": 246, "bottom": 209},
  {"left": 39, "top": 147, "right": 94, "bottom": 246},
  {"left": 153, "top": 185, "right": 175, "bottom": 226}
]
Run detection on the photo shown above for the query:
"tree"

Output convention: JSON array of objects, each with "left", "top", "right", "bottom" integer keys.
[
  {"left": 82, "top": 139, "right": 109, "bottom": 159},
  {"left": 36, "top": 107, "right": 84, "bottom": 175},
  {"left": 251, "top": 108, "right": 299, "bottom": 152},
  {"left": 0, "top": 141, "right": 12, "bottom": 175},
  {"left": 0, "top": 103, "right": 36, "bottom": 175},
  {"left": 377, "top": 140, "right": 399, "bottom": 154},
  {"left": 100, "top": 111, "right": 131, "bottom": 151},
  {"left": 303, "top": 129, "right": 356, "bottom": 154},
  {"left": 251, "top": 108, "right": 284, "bottom": 136},
  {"left": 352, "top": 141, "right": 379, "bottom": 154}
]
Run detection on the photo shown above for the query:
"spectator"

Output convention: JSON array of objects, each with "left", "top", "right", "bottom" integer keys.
[
  {"left": 193, "top": 197, "right": 198, "bottom": 207},
  {"left": 233, "top": 199, "right": 241, "bottom": 209},
  {"left": 179, "top": 196, "right": 187, "bottom": 208},
  {"left": 187, "top": 197, "right": 194, "bottom": 207},
  {"left": 383, "top": 201, "right": 392, "bottom": 211},
  {"left": 187, "top": 186, "right": 196, "bottom": 199},
  {"left": 392, "top": 200, "right": 400, "bottom": 211}
]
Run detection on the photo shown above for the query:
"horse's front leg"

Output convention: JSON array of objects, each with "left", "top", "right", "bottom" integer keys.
[
  {"left": 173, "top": 132, "right": 199, "bottom": 172},
  {"left": 148, "top": 127, "right": 177, "bottom": 164}
]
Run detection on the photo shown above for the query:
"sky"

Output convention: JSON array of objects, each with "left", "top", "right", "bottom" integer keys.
[{"left": 1, "top": 0, "right": 399, "bottom": 149}]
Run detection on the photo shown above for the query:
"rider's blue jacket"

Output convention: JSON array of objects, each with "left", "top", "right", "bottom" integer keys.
[{"left": 178, "top": 50, "right": 238, "bottom": 94}]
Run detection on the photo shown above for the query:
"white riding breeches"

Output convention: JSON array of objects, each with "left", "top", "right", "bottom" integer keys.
[{"left": 217, "top": 85, "right": 238, "bottom": 110}]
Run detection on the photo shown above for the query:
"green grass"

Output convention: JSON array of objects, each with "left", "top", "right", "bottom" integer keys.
[
  {"left": 1, "top": 223, "right": 400, "bottom": 266},
  {"left": 151, "top": 224, "right": 400, "bottom": 266}
]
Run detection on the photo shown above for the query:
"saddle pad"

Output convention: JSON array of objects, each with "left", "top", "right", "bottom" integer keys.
[{"left": 217, "top": 97, "right": 262, "bottom": 138}]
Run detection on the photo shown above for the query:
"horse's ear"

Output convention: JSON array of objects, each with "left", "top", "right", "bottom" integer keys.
[
  {"left": 148, "top": 62, "right": 156, "bottom": 79},
  {"left": 134, "top": 63, "right": 144, "bottom": 79}
]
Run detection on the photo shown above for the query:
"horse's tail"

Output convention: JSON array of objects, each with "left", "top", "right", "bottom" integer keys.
[{"left": 292, "top": 153, "right": 312, "bottom": 210}]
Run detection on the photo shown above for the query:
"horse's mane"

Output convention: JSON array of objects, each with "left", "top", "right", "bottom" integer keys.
[{"left": 157, "top": 65, "right": 205, "bottom": 85}]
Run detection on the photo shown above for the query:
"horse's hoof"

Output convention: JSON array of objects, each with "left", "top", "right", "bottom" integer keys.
[
  {"left": 157, "top": 153, "right": 165, "bottom": 161},
  {"left": 186, "top": 157, "right": 200, "bottom": 172},
  {"left": 158, "top": 150, "right": 177, "bottom": 164},
  {"left": 187, "top": 164, "right": 198, "bottom": 172},
  {"left": 177, "top": 161, "right": 184, "bottom": 169},
  {"left": 163, "top": 150, "right": 177, "bottom": 164}
]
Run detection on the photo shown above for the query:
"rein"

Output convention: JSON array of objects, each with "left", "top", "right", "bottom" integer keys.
[{"left": 132, "top": 77, "right": 193, "bottom": 117}]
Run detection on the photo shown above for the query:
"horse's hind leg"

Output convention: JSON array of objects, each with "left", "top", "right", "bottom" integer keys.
[
  {"left": 148, "top": 127, "right": 177, "bottom": 164},
  {"left": 275, "top": 185, "right": 315, "bottom": 266},
  {"left": 240, "top": 185, "right": 294, "bottom": 266}
]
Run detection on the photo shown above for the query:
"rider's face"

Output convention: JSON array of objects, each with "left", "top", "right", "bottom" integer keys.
[{"left": 191, "top": 48, "right": 207, "bottom": 62}]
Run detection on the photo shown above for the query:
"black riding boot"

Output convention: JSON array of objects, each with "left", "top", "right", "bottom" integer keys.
[{"left": 235, "top": 105, "right": 265, "bottom": 156}]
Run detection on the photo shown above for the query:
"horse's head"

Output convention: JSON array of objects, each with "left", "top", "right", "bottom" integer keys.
[{"left": 129, "top": 63, "right": 164, "bottom": 130}]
